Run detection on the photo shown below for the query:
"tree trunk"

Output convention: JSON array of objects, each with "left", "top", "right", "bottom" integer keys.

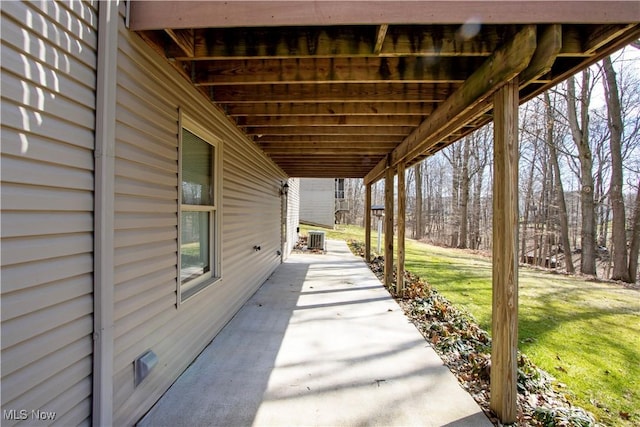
[
  {"left": 594, "top": 141, "right": 607, "bottom": 247},
  {"left": 602, "top": 56, "right": 630, "bottom": 282},
  {"left": 521, "top": 139, "right": 539, "bottom": 264},
  {"left": 447, "top": 145, "right": 461, "bottom": 247},
  {"left": 459, "top": 137, "right": 471, "bottom": 248},
  {"left": 426, "top": 167, "right": 433, "bottom": 235},
  {"left": 537, "top": 152, "right": 550, "bottom": 266},
  {"left": 566, "top": 73, "right": 597, "bottom": 276},
  {"left": 471, "top": 166, "right": 484, "bottom": 249},
  {"left": 414, "top": 162, "right": 423, "bottom": 239},
  {"left": 628, "top": 181, "right": 640, "bottom": 282},
  {"left": 543, "top": 165, "right": 554, "bottom": 268},
  {"left": 467, "top": 126, "right": 490, "bottom": 250},
  {"left": 545, "top": 92, "right": 575, "bottom": 273}
]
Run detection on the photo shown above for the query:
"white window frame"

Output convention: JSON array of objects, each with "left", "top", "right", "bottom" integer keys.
[{"left": 178, "top": 112, "right": 222, "bottom": 304}]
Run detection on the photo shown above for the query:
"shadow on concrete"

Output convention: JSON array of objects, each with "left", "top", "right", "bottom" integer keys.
[{"left": 138, "top": 240, "right": 490, "bottom": 427}]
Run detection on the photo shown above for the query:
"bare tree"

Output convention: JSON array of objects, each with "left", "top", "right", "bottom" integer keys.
[
  {"left": 419, "top": 154, "right": 450, "bottom": 245},
  {"left": 469, "top": 125, "right": 491, "bottom": 250},
  {"left": 546, "top": 92, "right": 575, "bottom": 273},
  {"left": 566, "top": 71, "right": 598, "bottom": 275},
  {"left": 414, "top": 162, "right": 423, "bottom": 239},
  {"left": 346, "top": 178, "right": 364, "bottom": 225},
  {"left": 444, "top": 144, "right": 462, "bottom": 247},
  {"left": 458, "top": 137, "right": 472, "bottom": 248},
  {"left": 536, "top": 133, "right": 552, "bottom": 267},
  {"left": 519, "top": 100, "right": 543, "bottom": 265},
  {"left": 602, "top": 56, "right": 630, "bottom": 281},
  {"left": 628, "top": 180, "right": 640, "bottom": 282}
]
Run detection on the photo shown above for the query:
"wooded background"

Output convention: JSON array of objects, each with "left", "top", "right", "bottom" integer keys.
[{"left": 337, "top": 46, "right": 640, "bottom": 283}]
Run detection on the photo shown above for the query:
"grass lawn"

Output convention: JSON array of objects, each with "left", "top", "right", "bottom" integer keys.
[{"left": 299, "top": 224, "right": 640, "bottom": 426}]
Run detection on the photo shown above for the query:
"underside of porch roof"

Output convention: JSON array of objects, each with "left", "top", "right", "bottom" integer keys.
[{"left": 129, "top": 1, "right": 640, "bottom": 180}]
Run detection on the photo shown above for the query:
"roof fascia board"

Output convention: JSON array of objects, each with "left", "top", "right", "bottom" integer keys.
[{"left": 129, "top": 1, "right": 640, "bottom": 31}]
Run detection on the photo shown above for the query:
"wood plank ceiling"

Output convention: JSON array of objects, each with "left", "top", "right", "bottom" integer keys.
[{"left": 131, "top": 2, "right": 640, "bottom": 179}]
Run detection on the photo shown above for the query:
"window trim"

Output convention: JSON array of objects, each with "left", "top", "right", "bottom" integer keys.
[{"left": 177, "top": 112, "right": 223, "bottom": 305}]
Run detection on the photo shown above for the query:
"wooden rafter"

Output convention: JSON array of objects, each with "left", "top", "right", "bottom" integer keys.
[
  {"left": 211, "top": 83, "right": 462, "bottom": 103},
  {"left": 165, "top": 28, "right": 195, "bottom": 58},
  {"left": 255, "top": 135, "right": 401, "bottom": 143},
  {"left": 261, "top": 147, "right": 393, "bottom": 155},
  {"left": 238, "top": 115, "right": 423, "bottom": 127},
  {"left": 245, "top": 125, "right": 415, "bottom": 136},
  {"left": 149, "top": 24, "right": 628, "bottom": 61},
  {"left": 584, "top": 23, "right": 638, "bottom": 55},
  {"left": 374, "top": 24, "right": 388, "bottom": 54},
  {"left": 225, "top": 102, "right": 436, "bottom": 117},
  {"left": 169, "top": 25, "right": 507, "bottom": 60},
  {"left": 194, "top": 57, "right": 473, "bottom": 86}
]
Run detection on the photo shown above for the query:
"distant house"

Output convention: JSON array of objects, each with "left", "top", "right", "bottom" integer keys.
[{"left": 299, "top": 178, "right": 349, "bottom": 227}]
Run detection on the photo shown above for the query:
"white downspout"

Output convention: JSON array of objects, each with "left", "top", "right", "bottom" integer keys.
[{"left": 94, "top": 1, "right": 119, "bottom": 425}]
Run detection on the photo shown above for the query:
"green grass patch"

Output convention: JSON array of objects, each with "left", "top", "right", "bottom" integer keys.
[{"left": 300, "top": 224, "right": 640, "bottom": 426}]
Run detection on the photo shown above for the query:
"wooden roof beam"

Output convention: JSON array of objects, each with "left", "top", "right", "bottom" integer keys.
[
  {"left": 260, "top": 148, "right": 395, "bottom": 155},
  {"left": 255, "top": 135, "right": 402, "bottom": 143},
  {"left": 211, "top": 83, "right": 461, "bottom": 103},
  {"left": 225, "top": 102, "right": 436, "bottom": 117},
  {"left": 238, "top": 115, "right": 423, "bottom": 127},
  {"left": 245, "top": 125, "right": 415, "bottom": 136},
  {"left": 519, "top": 25, "right": 563, "bottom": 88},
  {"left": 258, "top": 141, "right": 397, "bottom": 149},
  {"left": 193, "top": 57, "right": 472, "bottom": 86},
  {"left": 129, "top": 1, "right": 640, "bottom": 30},
  {"left": 155, "top": 23, "right": 637, "bottom": 61},
  {"left": 365, "top": 25, "right": 538, "bottom": 185},
  {"left": 281, "top": 170, "right": 370, "bottom": 178},
  {"left": 169, "top": 25, "right": 501, "bottom": 60},
  {"left": 271, "top": 155, "right": 384, "bottom": 162}
]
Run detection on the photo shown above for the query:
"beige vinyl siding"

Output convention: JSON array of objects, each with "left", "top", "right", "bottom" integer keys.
[
  {"left": 285, "top": 178, "right": 301, "bottom": 257},
  {"left": 111, "top": 6, "right": 288, "bottom": 425},
  {"left": 0, "top": 1, "right": 98, "bottom": 426},
  {"left": 300, "top": 178, "right": 337, "bottom": 227}
]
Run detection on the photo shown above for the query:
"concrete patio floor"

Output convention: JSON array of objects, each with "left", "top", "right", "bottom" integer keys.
[{"left": 138, "top": 240, "right": 492, "bottom": 427}]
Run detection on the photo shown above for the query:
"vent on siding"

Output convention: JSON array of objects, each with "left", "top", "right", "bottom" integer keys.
[{"left": 308, "top": 231, "right": 326, "bottom": 251}]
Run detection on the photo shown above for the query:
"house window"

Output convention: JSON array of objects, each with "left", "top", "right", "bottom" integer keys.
[
  {"left": 179, "top": 119, "right": 221, "bottom": 302},
  {"left": 335, "top": 178, "right": 345, "bottom": 199}
]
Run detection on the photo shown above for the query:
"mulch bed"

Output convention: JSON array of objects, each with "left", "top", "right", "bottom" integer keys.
[{"left": 347, "top": 240, "right": 601, "bottom": 427}]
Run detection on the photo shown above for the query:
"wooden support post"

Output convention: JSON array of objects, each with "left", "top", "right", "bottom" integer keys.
[
  {"left": 490, "top": 79, "right": 519, "bottom": 424},
  {"left": 384, "top": 167, "right": 394, "bottom": 288},
  {"left": 365, "top": 183, "right": 372, "bottom": 263},
  {"left": 396, "top": 162, "right": 406, "bottom": 295}
]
